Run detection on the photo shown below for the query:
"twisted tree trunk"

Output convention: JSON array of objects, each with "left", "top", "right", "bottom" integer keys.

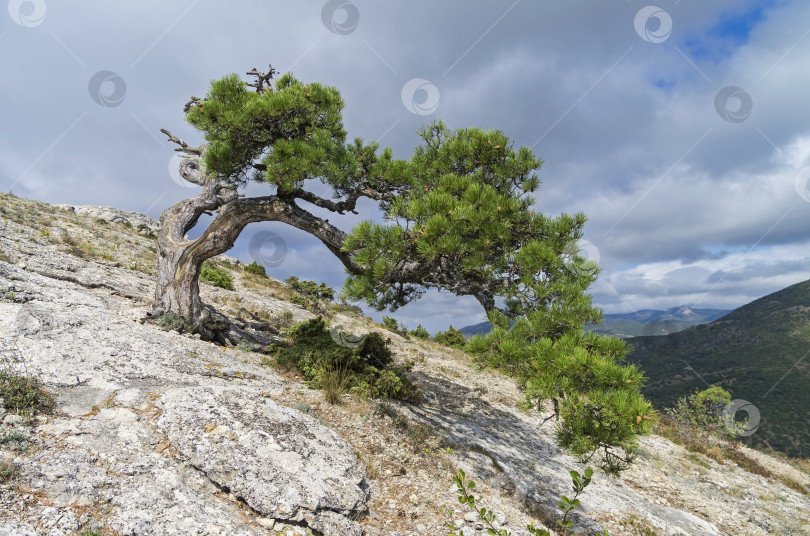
[{"left": 150, "top": 154, "right": 362, "bottom": 345}]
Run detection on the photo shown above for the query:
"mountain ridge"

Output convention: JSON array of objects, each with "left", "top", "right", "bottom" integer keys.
[
  {"left": 459, "top": 306, "right": 731, "bottom": 339},
  {"left": 626, "top": 278, "right": 810, "bottom": 458}
]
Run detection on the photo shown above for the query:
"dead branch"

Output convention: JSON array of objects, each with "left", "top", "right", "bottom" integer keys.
[
  {"left": 160, "top": 128, "right": 203, "bottom": 156},
  {"left": 246, "top": 65, "right": 277, "bottom": 94}
]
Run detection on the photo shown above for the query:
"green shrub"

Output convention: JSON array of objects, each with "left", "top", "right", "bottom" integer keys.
[
  {"left": 382, "top": 315, "right": 408, "bottom": 336},
  {"left": 0, "top": 462, "right": 20, "bottom": 482},
  {"left": 666, "top": 385, "right": 736, "bottom": 433},
  {"left": 408, "top": 324, "right": 430, "bottom": 339},
  {"left": 409, "top": 324, "right": 430, "bottom": 339},
  {"left": 268, "top": 316, "right": 418, "bottom": 403},
  {"left": 200, "top": 262, "right": 234, "bottom": 290},
  {"left": 382, "top": 316, "right": 399, "bottom": 331},
  {"left": 153, "top": 312, "right": 194, "bottom": 333},
  {"left": 434, "top": 325, "right": 466, "bottom": 348},
  {"left": 244, "top": 261, "right": 267, "bottom": 277},
  {"left": 136, "top": 223, "right": 157, "bottom": 239},
  {"left": 0, "top": 368, "right": 55, "bottom": 417},
  {"left": 285, "top": 275, "right": 334, "bottom": 301},
  {"left": 0, "top": 429, "right": 29, "bottom": 451}
]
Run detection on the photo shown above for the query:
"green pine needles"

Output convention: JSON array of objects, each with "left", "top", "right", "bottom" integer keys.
[{"left": 468, "top": 315, "right": 653, "bottom": 475}]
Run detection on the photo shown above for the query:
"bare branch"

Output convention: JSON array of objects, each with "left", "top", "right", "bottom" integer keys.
[
  {"left": 288, "top": 185, "right": 394, "bottom": 215},
  {"left": 183, "top": 96, "right": 202, "bottom": 113},
  {"left": 160, "top": 128, "right": 203, "bottom": 156},
  {"left": 246, "top": 65, "right": 277, "bottom": 94}
]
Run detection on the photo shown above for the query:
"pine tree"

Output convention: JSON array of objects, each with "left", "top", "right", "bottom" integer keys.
[{"left": 153, "top": 65, "right": 652, "bottom": 468}]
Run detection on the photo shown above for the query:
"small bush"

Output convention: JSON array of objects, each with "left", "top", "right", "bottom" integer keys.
[
  {"left": 0, "top": 429, "right": 29, "bottom": 451},
  {"left": 136, "top": 223, "right": 157, "bottom": 239},
  {"left": 666, "top": 386, "right": 741, "bottom": 440},
  {"left": 200, "top": 262, "right": 234, "bottom": 290},
  {"left": 153, "top": 312, "right": 194, "bottom": 333},
  {"left": 285, "top": 275, "right": 334, "bottom": 301},
  {"left": 244, "top": 261, "right": 267, "bottom": 277},
  {"left": 0, "top": 369, "right": 55, "bottom": 417},
  {"left": 290, "top": 402, "right": 312, "bottom": 414},
  {"left": 434, "top": 325, "right": 466, "bottom": 348},
  {"left": 268, "top": 316, "right": 418, "bottom": 403},
  {"left": 382, "top": 316, "right": 408, "bottom": 336},
  {"left": 0, "top": 462, "right": 20, "bottom": 482},
  {"left": 409, "top": 324, "right": 430, "bottom": 339}
]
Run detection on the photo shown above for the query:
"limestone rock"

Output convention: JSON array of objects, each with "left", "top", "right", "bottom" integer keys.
[
  {"left": 157, "top": 386, "right": 368, "bottom": 535},
  {"left": 54, "top": 204, "right": 160, "bottom": 235}
]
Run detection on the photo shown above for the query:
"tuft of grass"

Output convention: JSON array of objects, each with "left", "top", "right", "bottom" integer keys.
[
  {"left": 0, "top": 367, "right": 55, "bottom": 417},
  {"left": 200, "top": 262, "right": 234, "bottom": 290},
  {"left": 320, "top": 356, "right": 351, "bottom": 405},
  {"left": 59, "top": 233, "right": 114, "bottom": 261},
  {"left": 0, "top": 461, "right": 20, "bottom": 482}
]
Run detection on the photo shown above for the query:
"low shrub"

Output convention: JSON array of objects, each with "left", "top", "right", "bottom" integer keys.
[
  {"left": 268, "top": 316, "right": 418, "bottom": 403},
  {"left": 382, "top": 316, "right": 408, "bottom": 337},
  {"left": 244, "top": 261, "right": 267, "bottom": 277},
  {"left": 0, "top": 462, "right": 20, "bottom": 482},
  {"left": 200, "top": 262, "right": 234, "bottom": 290},
  {"left": 285, "top": 275, "right": 334, "bottom": 301},
  {"left": 0, "top": 429, "right": 29, "bottom": 451},
  {"left": 153, "top": 312, "right": 194, "bottom": 333},
  {"left": 409, "top": 324, "right": 430, "bottom": 339},
  {"left": 136, "top": 223, "right": 157, "bottom": 239},
  {"left": 0, "top": 367, "right": 55, "bottom": 417},
  {"left": 434, "top": 325, "right": 466, "bottom": 348}
]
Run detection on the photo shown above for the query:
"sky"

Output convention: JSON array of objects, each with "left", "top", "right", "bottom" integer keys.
[{"left": 1, "top": 0, "right": 809, "bottom": 334}]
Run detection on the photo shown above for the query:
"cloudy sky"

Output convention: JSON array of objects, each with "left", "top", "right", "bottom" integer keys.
[{"left": 2, "top": 0, "right": 809, "bottom": 333}]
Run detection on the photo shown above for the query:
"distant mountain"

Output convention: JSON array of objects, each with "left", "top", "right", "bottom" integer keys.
[
  {"left": 626, "top": 279, "right": 810, "bottom": 458},
  {"left": 458, "top": 306, "right": 730, "bottom": 339}
]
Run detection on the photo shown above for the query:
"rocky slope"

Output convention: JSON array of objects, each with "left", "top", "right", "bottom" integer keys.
[{"left": 0, "top": 193, "right": 808, "bottom": 536}]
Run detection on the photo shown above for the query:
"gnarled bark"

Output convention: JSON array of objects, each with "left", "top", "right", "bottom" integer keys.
[{"left": 150, "top": 152, "right": 365, "bottom": 345}]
